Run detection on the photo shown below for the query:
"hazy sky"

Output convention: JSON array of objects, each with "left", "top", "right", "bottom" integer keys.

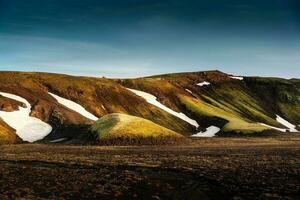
[{"left": 0, "top": 0, "right": 299, "bottom": 78}]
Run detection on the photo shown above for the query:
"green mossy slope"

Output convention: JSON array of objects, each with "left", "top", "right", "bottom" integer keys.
[
  {"left": 91, "top": 113, "right": 183, "bottom": 139},
  {"left": 120, "top": 71, "right": 300, "bottom": 134}
]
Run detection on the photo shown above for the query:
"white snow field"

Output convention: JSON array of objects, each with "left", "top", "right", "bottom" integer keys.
[
  {"left": 49, "top": 92, "right": 98, "bottom": 121},
  {"left": 230, "top": 76, "right": 244, "bottom": 80},
  {"left": 127, "top": 88, "right": 199, "bottom": 128},
  {"left": 0, "top": 92, "right": 52, "bottom": 142},
  {"left": 197, "top": 81, "right": 210, "bottom": 86},
  {"left": 191, "top": 126, "right": 220, "bottom": 137},
  {"left": 259, "top": 115, "right": 298, "bottom": 132}
]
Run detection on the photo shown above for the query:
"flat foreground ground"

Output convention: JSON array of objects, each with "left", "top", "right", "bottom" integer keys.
[{"left": 0, "top": 136, "right": 300, "bottom": 200}]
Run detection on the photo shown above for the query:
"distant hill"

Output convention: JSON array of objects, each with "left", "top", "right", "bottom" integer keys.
[{"left": 0, "top": 70, "right": 299, "bottom": 144}]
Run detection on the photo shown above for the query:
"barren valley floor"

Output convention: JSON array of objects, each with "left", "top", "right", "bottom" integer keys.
[{"left": 0, "top": 136, "right": 299, "bottom": 200}]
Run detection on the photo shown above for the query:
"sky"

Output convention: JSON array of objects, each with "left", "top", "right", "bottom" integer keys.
[{"left": 0, "top": 0, "right": 300, "bottom": 78}]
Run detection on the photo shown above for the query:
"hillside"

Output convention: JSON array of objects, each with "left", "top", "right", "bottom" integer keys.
[
  {"left": 91, "top": 113, "right": 183, "bottom": 144},
  {"left": 0, "top": 119, "right": 20, "bottom": 144},
  {"left": 118, "top": 71, "right": 300, "bottom": 134},
  {"left": 0, "top": 70, "right": 299, "bottom": 144}
]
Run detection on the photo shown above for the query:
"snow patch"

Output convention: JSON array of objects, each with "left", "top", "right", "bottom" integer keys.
[
  {"left": 197, "top": 81, "right": 210, "bottom": 86},
  {"left": 259, "top": 115, "right": 298, "bottom": 132},
  {"left": 49, "top": 92, "right": 98, "bottom": 121},
  {"left": 0, "top": 92, "right": 52, "bottom": 142},
  {"left": 185, "top": 89, "right": 193, "bottom": 94},
  {"left": 276, "top": 115, "right": 298, "bottom": 132},
  {"left": 50, "top": 138, "right": 68, "bottom": 143},
  {"left": 259, "top": 123, "right": 286, "bottom": 132},
  {"left": 191, "top": 126, "right": 220, "bottom": 137},
  {"left": 230, "top": 76, "right": 244, "bottom": 80},
  {"left": 127, "top": 88, "right": 199, "bottom": 128}
]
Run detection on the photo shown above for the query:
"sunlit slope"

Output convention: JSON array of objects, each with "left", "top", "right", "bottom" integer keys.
[
  {"left": 0, "top": 119, "right": 20, "bottom": 144},
  {"left": 91, "top": 113, "right": 182, "bottom": 140}
]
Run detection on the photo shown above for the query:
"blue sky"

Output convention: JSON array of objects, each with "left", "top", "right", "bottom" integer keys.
[{"left": 0, "top": 0, "right": 300, "bottom": 78}]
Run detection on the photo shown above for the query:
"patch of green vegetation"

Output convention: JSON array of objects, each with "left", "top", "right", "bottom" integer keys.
[
  {"left": 91, "top": 113, "right": 183, "bottom": 139},
  {"left": 200, "top": 83, "right": 283, "bottom": 128},
  {"left": 245, "top": 77, "right": 300, "bottom": 124},
  {"left": 121, "top": 71, "right": 300, "bottom": 134},
  {"left": 179, "top": 95, "right": 268, "bottom": 134},
  {"left": 91, "top": 113, "right": 119, "bottom": 139},
  {"left": 121, "top": 71, "right": 296, "bottom": 134}
]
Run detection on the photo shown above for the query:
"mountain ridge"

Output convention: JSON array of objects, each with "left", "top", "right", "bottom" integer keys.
[{"left": 0, "top": 70, "right": 299, "bottom": 144}]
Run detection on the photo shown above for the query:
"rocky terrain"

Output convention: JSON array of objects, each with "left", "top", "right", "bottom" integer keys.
[{"left": 0, "top": 136, "right": 299, "bottom": 200}]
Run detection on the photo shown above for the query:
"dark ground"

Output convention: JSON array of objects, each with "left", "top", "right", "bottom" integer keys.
[{"left": 0, "top": 136, "right": 299, "bottom": 200}]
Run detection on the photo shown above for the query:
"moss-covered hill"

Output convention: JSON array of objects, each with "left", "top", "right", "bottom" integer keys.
[
  {"left": 118, "top": 70, "right": 300, "bottom": 134},
  {"left": 0, "top": 70, "right": 299, "bottom": 144},
  {"left": 91, "top": 113, "right": 182, "bottom": 144}
]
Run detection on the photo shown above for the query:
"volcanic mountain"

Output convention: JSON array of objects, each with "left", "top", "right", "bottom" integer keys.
[{"left": 0, "top": 70, "right": 299, "bottom": 144}]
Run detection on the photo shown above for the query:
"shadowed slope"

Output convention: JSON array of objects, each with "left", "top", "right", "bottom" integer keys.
[{"left": 119, "top": 71, "right": 300, "bottom": 134}]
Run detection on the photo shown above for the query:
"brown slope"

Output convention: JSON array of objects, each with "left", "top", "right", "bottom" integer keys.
[
  {"left": 0, "top": 95, "right": 26, "bottom": 112},
  {"left": 33, "top": 72, "right": 194, "bottom": 135},
  {"left": 0, "top": 72, "right": 194, "bottom": 143},
  {"left": 0, "top": 73, "right": 93, "bottom": 141},
  {"left": 0, "top": 93, "right": 23, "bottom": 144},
  {"left": 0, "top": 119, "right": 21, "bottom": 144}
]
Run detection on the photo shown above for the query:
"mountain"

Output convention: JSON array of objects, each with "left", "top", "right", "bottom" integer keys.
[{"left": 0, "top": 70, "right": 299, "bottom": 144}]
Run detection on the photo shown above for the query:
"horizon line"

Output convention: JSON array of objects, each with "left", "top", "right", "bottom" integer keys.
[{"left": 0, "top": 69, "right": 298, "bottom": 80}]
